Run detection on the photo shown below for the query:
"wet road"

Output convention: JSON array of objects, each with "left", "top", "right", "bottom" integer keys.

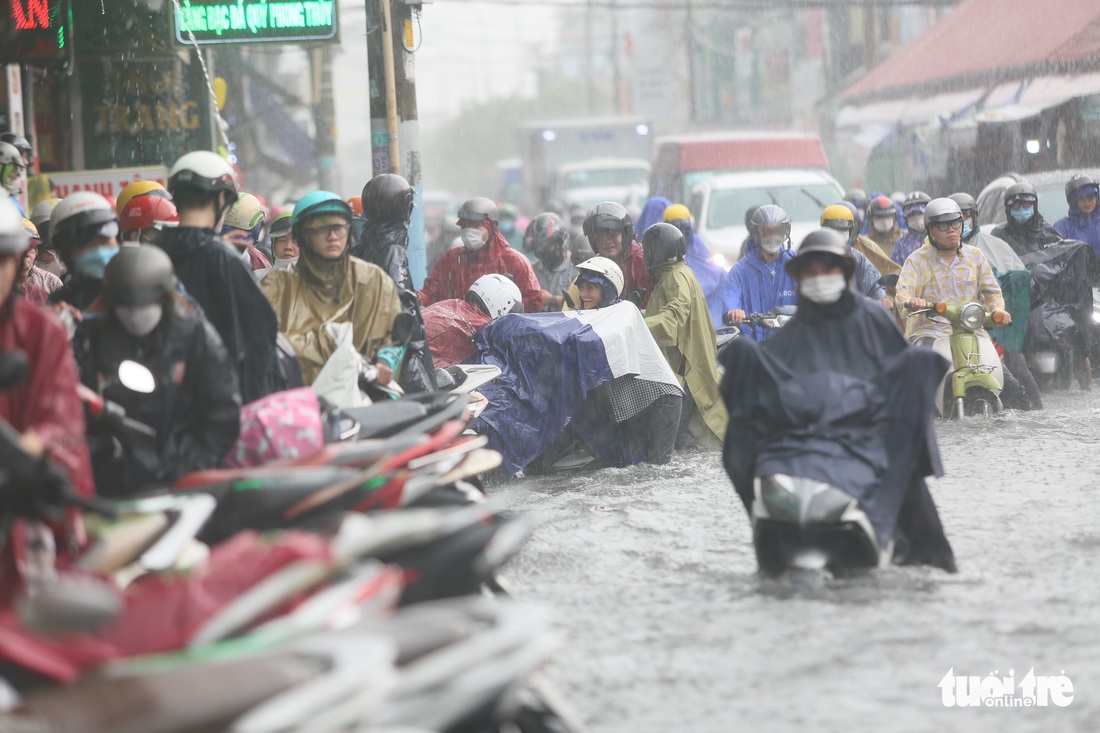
[{"left": 492, "top": 390, "right": 1100, "bottom": 733}]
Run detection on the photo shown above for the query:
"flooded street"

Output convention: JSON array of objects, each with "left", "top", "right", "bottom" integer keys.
[{"left": 492, "top": 390, "right": 1100, "bottom": 733}]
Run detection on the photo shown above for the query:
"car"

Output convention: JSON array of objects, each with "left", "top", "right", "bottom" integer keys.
[
  {"left": 689, "top": 168, "right": 846, "bottom": 266},
  {"left": 975, "top": 169, "right": 1100, "bottom": 228}
]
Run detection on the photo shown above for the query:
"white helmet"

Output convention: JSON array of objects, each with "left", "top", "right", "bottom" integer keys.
[
  {"left": 168, "top": 150, "right": 239, "bottom": 197},
  {"left": 466, "top": 273, "right": 523, "bottom": 319},
  {"left": 0, "top": 197, "right": 29, "bottom": 255},
  {"left": 31, "top": 198, "right": 61, "bottom": 231},
  {"left": 0, "top": 142, "right": 24, "bottom": 195},
  {"left": 50, "top": 191, "right": 118, "bottom": 256},
  {"left": 574, "top": 255, "right": 624, "bottom": 297}
]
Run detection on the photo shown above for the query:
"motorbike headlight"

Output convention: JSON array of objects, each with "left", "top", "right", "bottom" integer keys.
[{"left": 959, "top": 303, "right": 985, "bottom": 332}]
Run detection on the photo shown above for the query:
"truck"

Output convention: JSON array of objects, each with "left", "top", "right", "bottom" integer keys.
[{"left": 518, "top": 117, "right": 653, "bottom": 215}]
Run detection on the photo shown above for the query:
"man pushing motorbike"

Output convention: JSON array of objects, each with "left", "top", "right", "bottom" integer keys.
[{"left": 721, "top": 230, "right": 957, "bottom": 575}]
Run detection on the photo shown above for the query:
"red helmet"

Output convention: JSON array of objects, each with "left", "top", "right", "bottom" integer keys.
[{"left": 120, "top": 195, "right": 180, "bottom": 237}]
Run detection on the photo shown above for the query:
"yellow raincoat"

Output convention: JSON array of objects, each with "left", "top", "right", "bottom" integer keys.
[{"left": 644, "top": 260, "right": 728, "bottom": 444}]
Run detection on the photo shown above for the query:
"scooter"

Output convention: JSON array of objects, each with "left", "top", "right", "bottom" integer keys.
[{"left": 909, "top": 301, "right": 1006, "bottom": 418}]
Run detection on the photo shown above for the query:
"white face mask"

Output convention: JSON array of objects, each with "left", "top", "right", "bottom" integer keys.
[
  {"left": 799, "top": 273, "right": 847, "bottom": 304},
  {"left": 872, "top": 217, "right": 894, "bottom": 233},
  {"left": 907, "top": 214, "right": 925, "bottom": 232},
  {"left": 273, "top": 256, "right": 298, "bottom": 270},
  {"left": 115, "top": 303, "right": 164, "bottom": 338},
  {"left": 461, "top": 227, "right": 487, "bottom": 251},
  {"left": 759, "top": 236, "right": 784, "bottom": 255}
]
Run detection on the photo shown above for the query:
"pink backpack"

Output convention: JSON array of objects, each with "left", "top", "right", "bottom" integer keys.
[{"left": 224, "top": 387, "right": 325, "bottom": 468}]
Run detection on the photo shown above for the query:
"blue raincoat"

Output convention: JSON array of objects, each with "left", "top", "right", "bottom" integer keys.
[
  {"left": 1053, "top": 211, "right": 1100, "bottom": 259},
  {"left": 721, "top": 247, "right": 798, "bottom": 341},
  {"left": 636, "top": 196, "right": 671, "bottom": 235}
]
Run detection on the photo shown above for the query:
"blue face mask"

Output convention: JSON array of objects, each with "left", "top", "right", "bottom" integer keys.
[
  {"left": 73, "top": 245, "right": 118, "bottom": 280},
  {"left": 1010, "top": 206, "right": 1034, "bottom": 223},
  {"left": 962, "top": 218, "right": 973, "bottom": 238}
]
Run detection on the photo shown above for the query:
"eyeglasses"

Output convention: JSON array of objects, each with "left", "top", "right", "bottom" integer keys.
[
  {"left": 305, "top": 223, "right": 350, "bottom": 237},
  {"left": 1008, "top": 199, "right": 1036, "bottom": 210},
  {"left": 931, "top": 220, "right": 963, "bottom": 232}
]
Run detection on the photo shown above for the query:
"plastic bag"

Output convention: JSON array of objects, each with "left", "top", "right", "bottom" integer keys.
[{"left": 310, "top": 322, "right": 364, "bottom": 409}]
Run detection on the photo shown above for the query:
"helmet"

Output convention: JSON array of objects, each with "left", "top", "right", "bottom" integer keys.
[
  {"left": 0, "top": 133, "right": 31, "bottom": 157},
  {"left": 0, "top": 142, "right": 23, "bottom": 195},
  {"left": 575, "top": 256, "right": 624, "bottom": 298},
  {"left": 20, "top": 218, "right": 39, "bottom": 242},
  {"left": 662, "top": 203, "right": 693, "bottom": 224},
  {"left": 844, "top": 188, "right": 869, "bottom": 208},
  {"left": 869, "top": 195, "right": 895, "bottom": 216},
  {"left": 1065, "top": 173, "right": 1098, "bottom": 206},
  {"left": 571, "top": 232, "right": 594, "bottom": 266},
  {"left": 748, "top": 204, "right": 791, "bottom": 244},
  {"left": 902, "top": 191, "right": 931, "bottom": 216},
  {"left": 116, "top": 180, "right": 170, "bottom": 215},
  {"left": 269, "top": 211, "right": 294, "bottom": 239},
  {"left": 786, "top": 229, "right": 855, "bottom": 279},
  {"left": 51, "top": 191, "right": 119, "bottom": 256},
  {"left": 167, "top": 151, "right": 239, "bottom": 200},
  {"left": 362, "top": 173, "right": 414, "bottom": 222},
  {"left": 582, "top": 202, "right": 633, "bottom": 246},
  {"left": 1004, "top": 181, "right": 1037, "bottom": 209},
  {"left": 820, "top": 204, "right": 855, "bottom": 231},
  {"left": 925, "top": 198, "right": 964, "bottom": 226},
  {"left": 466, "top": 273, "right": 522, "bottom": 319},
  {"left": 499, "top": 202, "right": 518, "bottom": 220},
  {"left": 101, "top": 244, "right": 175, "bottom": 308},
  {"left": 224, "top": 193, "right": 267, "bottom": 231},
  {"left": 948, "top": 192, "right": 976, "bottom": 216},
  {"left": 457, "top": 197, "right": 499, "bottom": 224},
  {"left": 30, "top": 198, "right": 60, "bottom": 231},
  {"left": 641, "top": 222, "right": 687, "bottom": 270},
  {"left": 346, "top": 195, "right": 363, "bottom": 217},
  {"left": 0, "top": 198, "right": 29, "bottom": 256},
  {"left": 292, "top": 191, "right": 352, "bottom": 228},
  {"left": 119, "top": 195, "right": 179, "bottom": 237},
  {"left": 524, "top": 212, "right": 569, "bottom": 255}
]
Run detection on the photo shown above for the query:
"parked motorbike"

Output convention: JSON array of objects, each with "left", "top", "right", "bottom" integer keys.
[{"left": 910, "top": 301, "right": 1006, "bottom": 417}]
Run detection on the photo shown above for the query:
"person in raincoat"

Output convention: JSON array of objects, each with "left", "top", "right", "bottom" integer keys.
[
  {"left": 818, "top": 204, "right": 888, "bottom": 306},
  {"left": 662, "top": 203, "right": 727, "bottom": 325},
  {"left": 720, "top": 229, "right": 957, "bottom": 572},
  {"left": 220, "top": 193, "right": 271, "bottom": 272},
  {"left": 635, "top": 196, "right": 670, "bottom": 237},
  {"left": 582, "top": 202, "right": 651, "bottom": 308},
  {"left": 261, "top": 192, "right": 402, "bottom": 387},
  {"left": 352, "top": 173, "right": 437, "bottom": 393},
  {"left": 721, "top": 204, "right": 798, "bottom": 342},
  {"left": 1053, "top": 173, "right": 1100, "bottom": 257},
  {"left": 866, "top": 194, "right": 903, "bottom": 253},
  {"left": 643, "top": 222, "right": 727, "bottom": 446},
  {"left": 421, "top": 276, "right": 505, "bottom": 370},
  {"left": 891, "top": 191, "right": 931, "bottom": 265},
  {"left": 419, "top": 197, "right": 541, "bottom": 313},
  {"left": 47, "top": 192, "right": 121, "bottom": 314},
  {"left": 524, "top": 212, "right": 575, "bottom": 311},
  {"left": 157, "top": 151, "right": 282, "bottom": 404}
]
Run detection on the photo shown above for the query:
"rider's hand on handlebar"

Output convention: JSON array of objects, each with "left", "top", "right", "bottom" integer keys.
[
  {"left": 373, "top": 361, "right": 394, "bottom": 385},
  {"left": 907, "top": 298, "right": 927, "bottom": 311},
  {"left": 992, "top": 309, "right": 1012, "bottom": 326},
  {"left": 724, "top": 309, "right": 746, "bottom": 326},
  {"left": 18, "top": 430, "right": 44, "bottom": 458}
]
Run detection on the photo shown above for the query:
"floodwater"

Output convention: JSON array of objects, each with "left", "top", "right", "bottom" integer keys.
[{"left": 492, "top": 390, "right": 1100, "bottom": 733}]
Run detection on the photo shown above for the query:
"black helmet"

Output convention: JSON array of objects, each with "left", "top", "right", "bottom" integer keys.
[
  {"left": 0, "top": 133, "right": 31, "bottom": 156},
  {"left": 102, "top": 244, "right": 174, "bottom": 308},
  {"left": 524, "top": 212, "right": 569, "bottom": 256},
  {"left": 869, "top": 195, "right": 895, "bottom": 216},
  {"left": 1004, "top": 181, "right": 1037, "bottom": 209},
  {"left": 457, "top": 197, "right": 499, "bottom": 224},
  {"left": 1065, "top": 173, "right": 1098, "bottom": 207},
  {"left": 748, "top": 204, "right": 791, "bottom": 244},
  {"left": 362, "top": 173, "right": 414, "bottom": 222},
  {"left": 902, "top": 191, "right": 931, "bottom": 216},
  {"left": 582, "top": 202, "right": 634, "bottom": 247},
  {"left": 844, "top": 188, "right": 869, "bottom": 208},
  {"left": 786, "top": 229, "right": 855, "bottom": 279},
  {"left": 642, "top": 222, "right": 686, "bottom": 271}
]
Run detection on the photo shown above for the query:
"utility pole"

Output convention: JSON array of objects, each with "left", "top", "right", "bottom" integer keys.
[
  {"left": 312, "top": 45, "right": 338, "bottom": 192},
  {"left": 584, "top": 0, "right": 594, "bottom": 114},
  {"left": 366, "top": 0, "right": 428, "bottom": 287},
  {"left": 685, "top": 0, "right": 696, "bottom": 123}
]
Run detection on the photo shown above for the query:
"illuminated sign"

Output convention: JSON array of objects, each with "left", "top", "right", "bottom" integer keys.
[
  {"left": 174, "top": 0, "right": 337, "bottom": 45},
  {"left": 0, "top": 0, "right": 70, "bottom": 65}
]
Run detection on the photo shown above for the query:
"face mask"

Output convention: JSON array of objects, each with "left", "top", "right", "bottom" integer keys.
[
  {"left": 115, "top": 303, "right": 163, "bottom": 338},
  {"left": 2, "top": 164, "right": 21, "bottom": 195},
  {"left": 39, "top": 260, "right": 65, "bottom": 278},
  {"left": 759, "top": 236, "right": 784, "bottom": 255},
  {"left": 1010, "top": 206, "right": 1034, "bottom": 223},
  {"left": 872, "top": 217, "right": 894, "bottom": 234},
  {"left": 499, "top": 221, "right": 515, "bottom": 235},
  {"left": 73, "top": 245, "right": 118, "bottom": 280},
  {"left": 800, "top": 273, "right": 847, "bottom": 304},
  {"left": 461, "top": 228, "right": 487, "bottom": 251},
  {"left": 962, "top": 218, "right": 973, "bottom": 238},
  {"left": 273, "top": 256, "right": 298, "bottom": 270},
  {"left": 907, "top": 214, "right": 925, "bottom": 232}
]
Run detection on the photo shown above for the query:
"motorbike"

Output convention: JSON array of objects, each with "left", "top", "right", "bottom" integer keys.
[{"left": 909, "top": 301, "right": 1006, "bottom": 417}]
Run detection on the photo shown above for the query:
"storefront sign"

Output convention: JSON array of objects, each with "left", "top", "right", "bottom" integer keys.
[
  {"left": 0, "top": 0, "right": 71, "bottom": 65},
  {"left": 174, "top": 0, "right": 337, "bottom": 45},
  {"left": 49, "top": 166, "right": 169, "bottom": 201}
]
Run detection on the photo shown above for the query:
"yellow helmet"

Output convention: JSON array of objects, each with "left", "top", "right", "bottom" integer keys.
[
  {"left": 224, "top": 192, "right": 267, "bottom": 231},
  {"left": 117, "top": 180, "right": 170, "bottom": 215},
  {"left": 20, "top": 217, "right": 39, "bottom": 240},
  {"left": 820, "top": 204, "right": 855, "bottom": 228},
  {"left": 662, "top": 203, "right": 692, "bottom": 222}
]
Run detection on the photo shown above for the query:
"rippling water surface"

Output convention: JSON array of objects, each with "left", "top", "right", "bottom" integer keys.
[{"left": 490, "top": 391, "right": 1100, "bottom": 733}]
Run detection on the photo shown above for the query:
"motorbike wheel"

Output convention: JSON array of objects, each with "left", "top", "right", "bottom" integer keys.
[{"left": 962, "top": 388, "right": 1003, "bottom": 418}]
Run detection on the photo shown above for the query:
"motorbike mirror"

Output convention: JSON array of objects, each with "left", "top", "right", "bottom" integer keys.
[
  {"left": 17, "top": 575, "right": 122, "bottom": 634},
  {"left": 774, "top": 305, "right": 798, "bottom": 317},
  {"left": 0, "top": 350, "right": 28, "bottom": 391},
  {"left": 392, "top": 312, "right": 417, "bottom": 344},
  {"left": 118, "top": 360, "right": 155, "bottom": 394}
]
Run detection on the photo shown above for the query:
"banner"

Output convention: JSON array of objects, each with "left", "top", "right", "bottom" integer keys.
[{"left": 48, "top": 166, "right": 169, "bottom": 201}]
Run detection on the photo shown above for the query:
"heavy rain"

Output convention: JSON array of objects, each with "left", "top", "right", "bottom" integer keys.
[{"left": 0, "top": 0, "right": 1097, "bottom": 732}]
